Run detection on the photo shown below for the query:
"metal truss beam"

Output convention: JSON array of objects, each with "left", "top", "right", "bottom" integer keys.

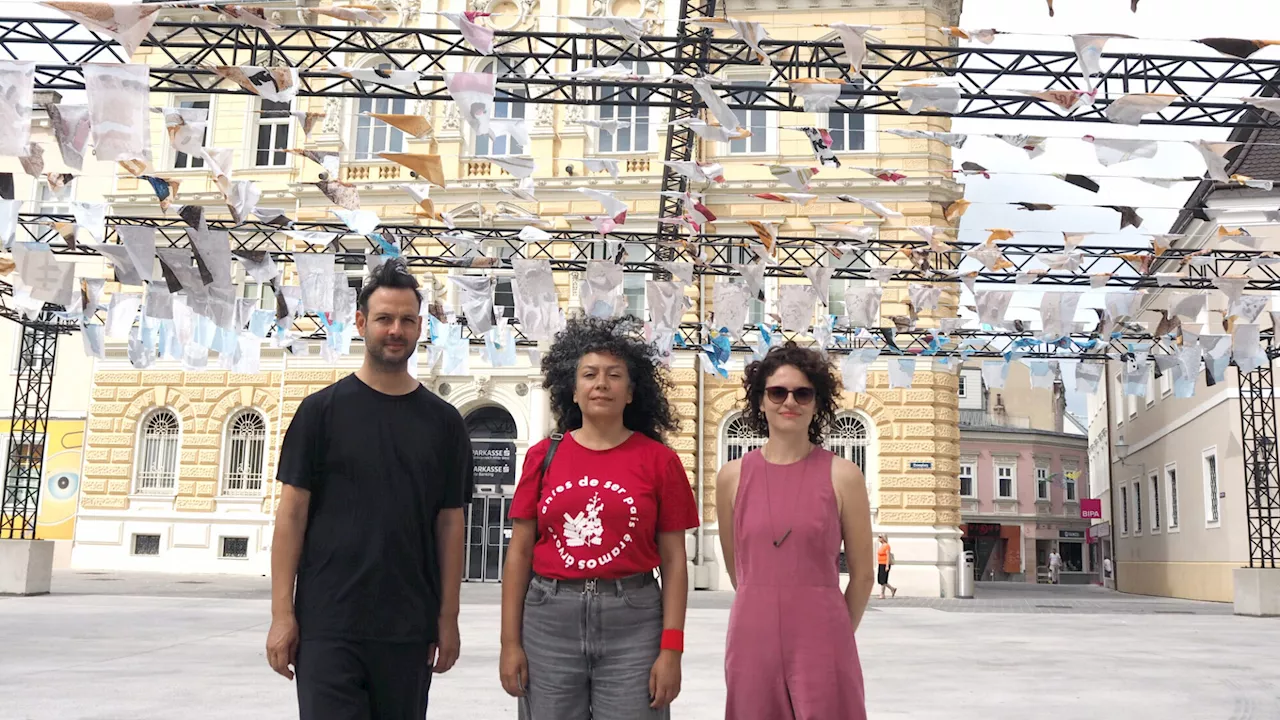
[
  {"left": 17, "top": 213, "right": 1280, "bottom": 291},
  {"left": 1239, "top": 362, "right": 1280, "bottom": 568},
  {"left": 3, "top": 17, "right": 1280, "bottom": 127},
  {"left": 0, "top": 321, "right": 58, "bottom": 541}
]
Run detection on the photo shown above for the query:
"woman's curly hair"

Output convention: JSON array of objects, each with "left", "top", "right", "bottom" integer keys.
[
  {"left": 542, "top": 315, "right": 679, "bottom": 442},
  {"left": 742, "top": 341, "right": 842, "bottom": 445}
]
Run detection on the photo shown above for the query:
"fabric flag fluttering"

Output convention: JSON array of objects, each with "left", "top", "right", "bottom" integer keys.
[
  {"left": 579, "top": 188, "right": 628, "bottom": 233},
  {"left": 800, "top": 128, "right": 840, "bottom": 168},
  {"left": 0, "top": 62, "right": 35, "bottom": 158},
  {"left": 690, "top": 78, "right": 747, "bottom": 137}
]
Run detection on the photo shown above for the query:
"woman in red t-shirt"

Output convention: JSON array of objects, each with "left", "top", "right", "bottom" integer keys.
[{"left": 499, "top": 316, "right": 700, "bottom": 720}]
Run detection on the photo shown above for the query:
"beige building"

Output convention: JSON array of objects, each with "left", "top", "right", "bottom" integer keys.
[
  {"left": 1089, "top": 125, "right": 1280, "bottom": 607},
  {"left": 69, "top": 0, "right": 972, "bottom": 595}
]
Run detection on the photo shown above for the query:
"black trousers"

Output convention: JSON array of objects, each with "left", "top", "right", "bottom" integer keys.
[{"left": 296, "top": 639, "right": 434, "bottom": 720}]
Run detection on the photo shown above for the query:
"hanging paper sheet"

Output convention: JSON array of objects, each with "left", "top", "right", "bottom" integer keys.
[
  {"left": 293, "top": 253, "right": 336, "bottom": 314},
  {"left": 840, "top": 347, "right": 879, "bottom": 393},
  {"left": 380, "top": 153, "right": 446, "bottom": 188},
  {"left": 1104, "top": 94, "right": 1177, "bottom": 125},
  {"left": 581, "top": 261, "right": 626, "bottom": 319},
  {"left": 43, "top": 2, "right": 160, "bottom": 57},
  {"left": 898, "top": 84, "right": 963, "bottom": 114},
  {"left": 85, "top": 63, "right": 152, "bottom": 162},
  {"left": 1029, "top": 360, "right": 1055, "bottom": 389},
  {"left": 778, "top": 285, "right": 817, "bottom": 332},
  {"left": 451, "top": 274, "right": 496, "bottom": 334},
  {"left": 690, "top": 78, "right": 746, "bottom": 135},
  {"left": 1039, "top": 292, "right": 1081, "bottom": 338},
  {"left": 213, "top": 66, "right": 300, "bottom": 103},
  {"left": 445, "top": 72, "right": 497, "bottom": 137},
  {"left": 975, "top": 291, "right": 1012, "bottom": 326},
  {"left": 442, "top": 12, "right": 495, "bottom": 55},
  {"left": 13, "top": 242, "right": 75, "bottom": 306},
  {"left": 712, "top": 278, "right": 751, "bottom": 339},
  {"left": 568, "top": 16, "right": 647, "bottom": 44},
  {"left": 1074, "top": 361, "right": 1103, "bottom": 394},
  {"left": 982, "top": 360, "right": 1009, "bottom": 389},
  {"left": 46, "top": 104, "right": 91, "bottom": 170},
  {"left": 888, "top": 357, "right": 916, "bottom": 389},
  {"left": 646, "top": 281, "right": 686, "bottom": 334},
  {"left": 830, "top": 23, "right": 878, "bottom": 73},
  {"left": 511, "top": 259, "right": 561, "bottom": 341},
  {"left": 804, "top": 266, "right": 832, "bottom": 304},
  {"left": 908, "top": 284, "right": 941, "bottom": 312},
  {"left": 844, "top": 286, "right": 883, "bottom": 328}
]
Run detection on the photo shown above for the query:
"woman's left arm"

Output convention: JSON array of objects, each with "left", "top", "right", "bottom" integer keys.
[
  {"left": 651, "top": 531, "right": 688, "bottom": 708},
  {"left": 835, "top": 459, "right": 875, "bottom": 631}
]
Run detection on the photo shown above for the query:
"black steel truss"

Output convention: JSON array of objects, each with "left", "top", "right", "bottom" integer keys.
[
  {"left": 1239, "top": 363, "right": 1280, "bottom": 568},
  {"left": 16, "top": 213, "right": 1280, "bottom": 291},
  {"left": 3, "top": 17, "right": 1280, "bottom": 127},
  {"left": 0, "top": 321, "right": 58, "bottom": 541}
]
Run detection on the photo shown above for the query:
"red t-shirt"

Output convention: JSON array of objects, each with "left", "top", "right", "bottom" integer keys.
[{"left": 510, "top": 431, "right": 700, "bottom": 580}]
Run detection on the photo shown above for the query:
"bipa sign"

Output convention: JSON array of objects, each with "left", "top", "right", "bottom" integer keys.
[{"left": 1080, "top": 498, "right": 1103, "bottom": 519}]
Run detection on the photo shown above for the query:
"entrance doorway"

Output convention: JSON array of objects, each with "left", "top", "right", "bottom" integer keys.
[
  {"left": 465, "top": 495, "right": 514, "bottom": 582},
  {"left": 464, "top": 405, "right": 518, "bottom": 583}
]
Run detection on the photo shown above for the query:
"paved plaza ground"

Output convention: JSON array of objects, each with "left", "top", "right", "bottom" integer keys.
[{"left": 1, "top": 571, "right": 1278, "bottom": 719}]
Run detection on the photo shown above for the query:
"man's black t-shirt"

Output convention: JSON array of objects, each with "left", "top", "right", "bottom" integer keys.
[{"left": 277, "top": 374, "right": 474, "bottom": 643}]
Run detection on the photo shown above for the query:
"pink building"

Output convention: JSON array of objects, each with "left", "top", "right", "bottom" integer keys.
[{"left": 957, "top": 363, "right": 1092, "bottom": 584}]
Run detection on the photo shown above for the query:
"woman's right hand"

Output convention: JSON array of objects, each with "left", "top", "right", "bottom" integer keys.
[{"left": 499, "top": 642, "right": 529, "bottom": 697}]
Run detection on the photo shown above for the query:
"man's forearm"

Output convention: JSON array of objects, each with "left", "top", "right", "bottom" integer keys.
[
  {"left": 270, "top": 512, "right": 306, "bottom": 618},
  {"left": 436, "top": 508, "right": 465, "bottom": 618}
]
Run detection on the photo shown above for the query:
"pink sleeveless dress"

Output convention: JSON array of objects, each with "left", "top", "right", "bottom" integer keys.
[{"left": 724, "top": 447, "right": 867, "bottom": 720}]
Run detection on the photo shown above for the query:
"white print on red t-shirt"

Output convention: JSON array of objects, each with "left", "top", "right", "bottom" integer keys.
[{"left": 540, "top": 474, "right": 641, "bottom": 572}]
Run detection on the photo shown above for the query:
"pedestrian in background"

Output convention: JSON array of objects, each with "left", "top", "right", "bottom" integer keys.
[
  {"left": 716, "top": 342, "right": 874, "bottom": 720},
  {"left": 876, "top": 534, "right": 897, "bottom": 599},
  {"left": 1049, "top": 548, "right": 1063, "bottom": 584},
  {"left": 499, "top": 316, "right": 699, "bottom": 720},
  {"left": 266, "top": 259, "right": 473, "bottom": 719}
]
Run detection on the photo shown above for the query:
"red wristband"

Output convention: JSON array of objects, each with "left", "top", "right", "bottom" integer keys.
[{"left": 660, "top": 629, "right": 684, "bottom": 652}]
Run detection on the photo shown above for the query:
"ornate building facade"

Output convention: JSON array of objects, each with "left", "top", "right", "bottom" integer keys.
[{"left": 70, "top": 0, "right": 967, "bottom": 595}]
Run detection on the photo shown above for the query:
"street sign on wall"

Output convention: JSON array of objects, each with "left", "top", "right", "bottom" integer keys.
[{"left": 471, "top": 440, "right": 516, "bottom": 486}]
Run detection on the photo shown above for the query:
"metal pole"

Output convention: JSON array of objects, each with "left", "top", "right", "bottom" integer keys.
[{"left": 694, "top": 272, "right": 706, "bottom": 582}]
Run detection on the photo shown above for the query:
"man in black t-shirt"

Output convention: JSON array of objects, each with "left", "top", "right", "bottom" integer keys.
[{"left": 267, "top": 258, "right": 474, "bottom": 720}]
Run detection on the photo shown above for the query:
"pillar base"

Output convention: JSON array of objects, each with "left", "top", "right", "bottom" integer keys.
[
  {"left": 1233, "top": 567, "right": 1280, "bottom": 617},
  {"left": 0, "top": 539, "right": 55, "bottom": 596}
]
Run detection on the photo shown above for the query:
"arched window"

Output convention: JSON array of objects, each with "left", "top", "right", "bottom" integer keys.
[
  {"left": 136, "top": 410, "right": 180, "bottom": 494},
  {"left": 222, "top": 410, "right": 267, "bottom": 496},
  {"left": 722, "top": 413, "right": 766, "bottom": 463},
  {"left": 476, "top": 58, "right": 527, "bottom": 156},
  {"left": 599, "top": 61, "right": 651, "bottom": 153},
  {"left": 826, "top": 413, "right": 869, "bottom": 472},
  {"left": 465, "top": 405, "right": 518, "bottom": 439}
]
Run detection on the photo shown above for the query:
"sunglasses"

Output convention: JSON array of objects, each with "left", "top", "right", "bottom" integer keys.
[{"left": 764, "top": 386, "right": 816, "bottom": 405}]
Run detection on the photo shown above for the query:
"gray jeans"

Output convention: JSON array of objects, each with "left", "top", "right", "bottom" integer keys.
[{"left": 519, "top": 574, "right": 668, "bottom": 720}]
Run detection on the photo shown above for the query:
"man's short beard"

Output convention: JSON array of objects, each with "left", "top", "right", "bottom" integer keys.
[{"left": 366, "top": 342, "right": 412, "bottom": 369}]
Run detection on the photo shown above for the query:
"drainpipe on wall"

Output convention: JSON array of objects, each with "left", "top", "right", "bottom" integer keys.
[
  {"left": 693, "top": 271, "right": 708, "bottom": 589},
  {"left": 265, "top": 350, "right": 288, "bottom": 557}
]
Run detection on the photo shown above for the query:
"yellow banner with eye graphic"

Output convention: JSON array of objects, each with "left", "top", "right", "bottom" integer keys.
[{"left": 0, "top": 419, "right": 85, "bottom": 541}]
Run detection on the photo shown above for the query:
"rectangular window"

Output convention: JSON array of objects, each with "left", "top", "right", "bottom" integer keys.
[
  {"left": 827, "top": 108, "right": 866, "bottom": 152},
  {"left": 1150, "top": 471, "right": 1162, "bottom": 532},
  {"left": 255, "top": 99, "right": 292, "bottom": 167},
  {"left": 172, "top": 97, "right": 210, "bottom": 169},
  {"left": 133, "top": 534, "right": 161, "bottom": 556},
  {"left": 1204, "top": 451, "right": 1220, "bottom": 526},
  {"left": 599, "top": 62, "right": 651, "bottom": 153},
  {"left": 959, "top": 462, "right": 974, "bottom": 498},
  {"left": 220, "top": 536, "right": 249, "bottom": 559},
  {"left": 957, "top": 374, "right": 967, "bottom": 398},
  {"left": 1146, "top": 368, "right": 1156, "bottom": 408},
  {"left": 728, "top": 85, "right": 769, "bottom": 154},
  {"left": 826, "top": 250, "right": 869, "bottom": 320},
  {"left": 1167, "top": 465, "right": 1180, "bottom": 530},
  {"left": 355, "top": 97, "right": 407, "bottom": 160},
  {"left": 477, "top": 83, "right": 525, "bottom": 156},
  {"left": 1159, "top": 369, "right": 1172, "bottom": 397},
  {"left": 33, "top": 176, "right": 74, "bottom": 215},
  {"left": 1133, "top": 481, "right": 1143, "bottom": 535},
  {"left": 1035, "top": 465, "right": 1050, "bottom": 501},
  {"left": 996, "top": 463, "right": 1015, "bottom": 499},
  {"left": 1120, "top": 486, "right": 1130, "bottom": 535},
  {"left": 622, "top": 274, "right": 646, "bottom": 320},
  {"left": 1065, "top": 471, "right": 1077, "bottom": 502}
]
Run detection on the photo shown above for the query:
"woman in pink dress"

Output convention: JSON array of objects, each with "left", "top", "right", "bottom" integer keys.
[{"left": 716, "top": 342, "right": 875, "bottom": 720}]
